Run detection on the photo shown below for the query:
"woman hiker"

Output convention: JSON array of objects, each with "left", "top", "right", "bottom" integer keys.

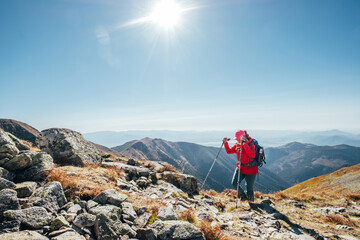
[{"left": 223, "top": 130, "right": 257, "bottom": 202}]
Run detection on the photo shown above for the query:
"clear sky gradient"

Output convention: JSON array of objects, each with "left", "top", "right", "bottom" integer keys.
[{"left": 1, "top": 0, "right": 359, "bottom": 133}]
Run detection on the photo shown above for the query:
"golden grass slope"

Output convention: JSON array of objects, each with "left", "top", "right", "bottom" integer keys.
[{"left": 284, "top": 163, "right": 360, "bottom": 195}]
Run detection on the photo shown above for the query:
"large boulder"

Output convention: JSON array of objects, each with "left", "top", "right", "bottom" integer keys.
[
  {"left": 28, "top": 181, "right": 66, "bottom": 213},
  {"left": 39, "top": 128, "right": 101, "bottom": 166},
  {"left": 0, "top": 189, "right": 20, "bottom": 221},
  {"left": 0, "top": 230, "right": 48, "bottom": 240},
  {"left": 89, "top": 205, "right": 136, "bottom": 240},
  {"left": 0, "top": 130, "right": 20, "bottom": 163},
  {"left": 151, "top": 220, "right": 204, "bottom": 240},
  {"left": 93, "top": 189, "right": 128, "bottom": 207},
  {"left": 157, "top": 206, "right": 178, "bottom": 221},
  {"left": 3, "top": 206, "right": 54, "bottom": 229},
  {"left": 162, "top": 172, "right": 198, "bottom": 194}
]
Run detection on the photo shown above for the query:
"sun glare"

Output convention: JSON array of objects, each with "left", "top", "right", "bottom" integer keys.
[{"left": 150, "top": 0, "right": 182, "bottom": 28}]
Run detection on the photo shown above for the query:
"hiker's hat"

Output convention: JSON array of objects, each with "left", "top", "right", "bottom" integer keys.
[{"left": 234, "top": 130, "right": 245, "bottom": 141}]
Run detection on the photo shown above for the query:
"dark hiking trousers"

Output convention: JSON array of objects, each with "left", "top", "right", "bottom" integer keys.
[{"left": 231, "top": 168, "right": 256, "bottom": 201}]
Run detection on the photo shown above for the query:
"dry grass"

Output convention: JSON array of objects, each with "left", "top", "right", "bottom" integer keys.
[
  {"left": 274, "top": 191, "right": 290, "bottom": 200},
  {"left": 214, "top": 201, "right": 226, "bottom": 212},
  {"left": 178, "top": 208, "right": 197, "bottom": 223},
  {"left": 45, "top": 165, "right": 122, "bottom": 200},
  {"left": 198, "top": 220, "right": 234, "bottom": 240},
  {"left": 323, "top": 214, "right": 354, "bottom": 227},
  {"left": 159, "top": 163, "right": 178, "bottom": 173},
  {"left": 21, "top": 140, "right": 41, "bottom": 152},
  {"left": 294, "top": 193, "right": 317, "bottom": 202},
  {"left": 254, "top": 191, "right": 262, "bottom": 198},
  {"left": 221, "top": 189, "right": 237, "bottom": 199},
  {"left": 345, "top": 193, "right": 360, "bottom": 201}
]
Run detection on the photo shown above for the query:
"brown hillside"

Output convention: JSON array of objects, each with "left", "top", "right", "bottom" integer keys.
[{"left": 284, "top": 164, "right": 360, "bottom": 195}]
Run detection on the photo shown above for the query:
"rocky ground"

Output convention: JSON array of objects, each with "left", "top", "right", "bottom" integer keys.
[{"left": 0, "top": 128, "right": 359, "bottom": 240}]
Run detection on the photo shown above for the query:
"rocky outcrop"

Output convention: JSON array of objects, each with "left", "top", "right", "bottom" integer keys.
[
  {"left": 39, "top": 128, "right": 101, "bottom": 166},
  {"left": 162, "top": 171, "right": 198, "bottom": 194},
  {"left": 0, "top": 130, "right": 54, "bottom": 182},
  {"left": 0, "top": 119, "right": 41, "bottom": 146},
  {"left": 93, "top": 189, "right": 127, "bottom": 207}
]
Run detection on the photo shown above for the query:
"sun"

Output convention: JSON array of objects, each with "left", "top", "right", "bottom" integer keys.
[{"left": 149, "top": 0, "right": 182, "bottom": 29}]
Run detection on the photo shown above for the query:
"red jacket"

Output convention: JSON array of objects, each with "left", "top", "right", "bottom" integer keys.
[{"left": 224, "top": 137, "right": 258, "bottom": 175}]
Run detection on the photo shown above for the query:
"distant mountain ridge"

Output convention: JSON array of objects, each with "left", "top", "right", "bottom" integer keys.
[
  {"left": 84, "top": 129, "right": 360, "bottom": 148},
  {"left": 112, "top": 138, "right": 290, "bottom": 193},
  {"left": 266, "top": 142, "right": 360, "bottom": 185}
]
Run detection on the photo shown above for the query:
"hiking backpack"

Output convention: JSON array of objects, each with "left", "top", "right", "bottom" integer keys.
[{"left": 241, "top": 138, "right": 266, "bottom": 167}]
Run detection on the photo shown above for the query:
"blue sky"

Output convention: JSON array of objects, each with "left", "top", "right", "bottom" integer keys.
[{"left": 1, "top": 0, "right": 359, "bottom": 133}]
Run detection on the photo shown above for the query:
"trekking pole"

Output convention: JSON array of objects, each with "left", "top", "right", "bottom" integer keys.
[
  {"left": 236, "top": 141, "right": 243, "bottom": 208},
  {"left": 201, "top": 138, "right": 230, "bottom": 189}
]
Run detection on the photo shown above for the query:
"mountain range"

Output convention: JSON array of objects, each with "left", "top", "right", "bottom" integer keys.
[
  {"left": 84, "top": 129, "right": 360, "bottom": 148},
  {"left": 112, "top": 138, "right": 290, "bottom": 193},
  {"left": 266, "top": 142, "right": 360, "bottom": 185},
  {"left": 113, "top": 138, "right": 360, "bottom": 193}
]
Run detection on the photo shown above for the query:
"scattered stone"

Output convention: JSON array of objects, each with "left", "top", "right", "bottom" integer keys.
[
  {"left": 151, "top": 220, "right": 204, "bottom": 240},
  {"left": 157, "top": 206, "right": 178, "bottom": 221},
  {"left": 93, "top": 189, "right": 127, "bottom": 207},
  {"left": 14, "top": 181, "right": 37, "bottom": 198},
  {"left": 0, "top": 220, "right": 21, "bottom": 233},
  {"left": 86, "top": 200, "right": 99, "bottom": 211},
  {"left": 4, "top": 206, "right": 54, "bottom": 229},
  {"left": 67, "top": 204, "right": 82, "bottom": 215},
  {"left": 0, "top": 189, "right": 20, "bottom": 221},
  {"left": 0, "top": 167, "right": 15, "bottom": 181},
  {"left": 73, "top": 213, "right": 96, "bottom": 228},
  {"left": 127, "top": 158, "right": 136, "bottom": 166},
  {"left": 50, "top": 230, "right": 86, "bottom": 240},
  {"left": 137, "top": 228, "right": 157, "bottom": 240},
  {"left": 122, "top": 202, "right": 137, "bottom": 222},
  {"left": 134, "top": 212, "right": 152, "bottom": 228},
  {"left": 336, "top": 225, "right": 354, "bottom": 230},
  {"left": 0, "top": 177, "right": 16, "bottom": 190},
  {"left": 29, "top": 181, "right": 67, "bottom": 213},
  {"left": 0, "top": 230, "right": 48, "bottom": 240},
  {"left": 3, "top": 151, "right": 35, "bottom": 171},
  {"left": 50, "top": 216, "right": 70, "bottom": 231}
]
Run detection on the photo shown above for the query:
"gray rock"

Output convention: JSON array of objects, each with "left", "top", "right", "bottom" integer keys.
[
  {"left": 93, "top": 189, "right": 127, "bottom": 207},
  {"left": 102, "top": 162, "right": 150, "bottom": 178},
  {"left": 90, "top": 205, "right": 134, "bottom": 240},
  {"left": 3, "top": 151, "right": 36, "bottom": 171},
  {"left": 4, "top": 206, "right": 54, "bottom": 229},
  {"left": 73, "top": 213, "right": 96, "bottom": 228},
  {"left": 50, "top": 230, "right": 86, "bottom": 240},
  {"left": 127, "top": 158, "right": 136, "bottom": 166},
  {"left": 50, "top": 216, "right": 70, "bottom": 231},
  {"left": 136, "top": 177, "right": 150, "bottom": 189},
  {"left": 122, "top": 202, "right": 137, "bottom": 222},
  {"left": 86, "top": 200, "right": 99, "bottom": 211},
  {"left": 0, "top": 230, "right": 48, "bottom": 240},
  {"left": 137, "top": 228, "right": 157, "bottom": 240},
  {"left": 0, "top": 144, "right": 19, "bottom": 161},
  {"left": 0, "top": 220, "right": 21, "bottom": 233},
  {"left": 21, "top": 152, "right": 54, "bottom": 181},
  {"left": 136, "top": 206, "right": 147, "bottom": 216},
  {"left": 135, "top": 212, "right": 152, "bottom": 228},
  {"left": 0, "top": 167, "right": 15, "bottom": 181},
  {"left": 14, "top": 181, "right": 37, "bottom": 198},
  {"left": 67, "top": 204, "right": 82, "bottom": 215},
  {"left": 157, "top": 206, "right": 178, "bottom": 221},
  {"left": 39, "top": 128, "right": 101, "bottom": 166},
  {"left": 0, "top": 177, "right": 16, "bottom": 190},
  {"left": 29, "top": 181, "right": 66, "bottom": 213},
  {"left": 162, "top": 172, "right": 198, "bottom": 194},
  {"left": 0, "top": 189, "right": 20, "bottom": 221},
  {"left": 151, "top": 220, "right": 204, "bottom": 240}
]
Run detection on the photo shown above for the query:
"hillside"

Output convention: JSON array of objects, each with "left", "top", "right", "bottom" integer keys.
[
  {"left": 0, "top": 119, "right": 41, "bottom": 145},
  {"left": 266, "top": 142, "right": 360, "bottom": 185},
  {"left": 284, "top": 163, "right": 360, "bottom": 195},
  {"left": 112, "top": 138, "right": 290, "bottom": 193}
]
